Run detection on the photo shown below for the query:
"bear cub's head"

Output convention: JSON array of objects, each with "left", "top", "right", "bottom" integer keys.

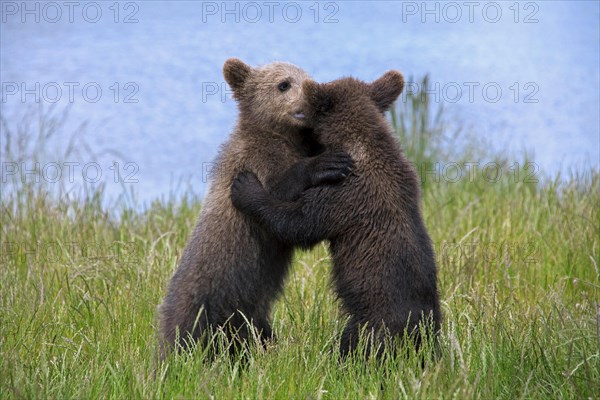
[
  {"left": 301, "top": 71, "right": 404, "bottom": 138},
  {"left": 223, "top": 58, "right": 312, "bottom": 130}
]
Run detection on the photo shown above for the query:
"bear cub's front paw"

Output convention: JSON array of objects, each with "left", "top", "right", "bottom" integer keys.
[
  {"left": 231, "top": 171, "right": 265, "bottom": 211},
  {"left": 309, "top": 150, "right": 354, "bottom": 187}
]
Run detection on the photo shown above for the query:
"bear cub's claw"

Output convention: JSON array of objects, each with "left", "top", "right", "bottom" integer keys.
[
  {"left": 309, "top": 150, "right": 354, "bottom": 186},
  {"left": 231, "top": 171, "right": 266, "bottom": 211}
]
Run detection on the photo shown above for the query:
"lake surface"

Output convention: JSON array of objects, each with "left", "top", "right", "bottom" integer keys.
[{"left": 1, "top": 1, "right": 598, "bottom": 206}]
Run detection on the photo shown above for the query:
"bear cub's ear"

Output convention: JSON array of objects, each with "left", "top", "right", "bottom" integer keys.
[
  {"left": 303, "top": 80, "right": 333, "bottom": 114},
  {"left": 369, "top": 70, "right": 404, "bottom": 112},
  {"left": 223, "top": 58, "right": 252, "bottom": 92}
]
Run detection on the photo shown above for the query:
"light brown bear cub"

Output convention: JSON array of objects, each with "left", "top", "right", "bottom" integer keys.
[
  {"left": 158, "top": 59, "right": 352, "bottom": 358},
  {"left": 231, "top": 71, "right": 441, "bottom": 359}
]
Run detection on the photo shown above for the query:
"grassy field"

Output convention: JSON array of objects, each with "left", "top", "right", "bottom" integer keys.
[{"left": 1, "top": 86, "right": 598, "bottom": 398}]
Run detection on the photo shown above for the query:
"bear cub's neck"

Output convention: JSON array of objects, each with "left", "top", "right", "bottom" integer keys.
[{"left": 315, "top": 117, "right": 396, "bottom": 162}]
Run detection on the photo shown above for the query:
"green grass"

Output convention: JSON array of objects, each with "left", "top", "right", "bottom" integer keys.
[{"left": 1, "top": 84, "right": 599, "bottom": 398}]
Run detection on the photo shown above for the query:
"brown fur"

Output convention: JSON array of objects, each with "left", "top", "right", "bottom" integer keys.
[
  {"left": 231, "top": 71, "right": 441, "bottom": 358},
  {"left": 157, "top": 59, "right": 352, "bottom": 359}
]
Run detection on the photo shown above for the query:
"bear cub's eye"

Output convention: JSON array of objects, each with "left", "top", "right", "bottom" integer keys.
[{"left": 278, "top": 81, "right": 291, "bottom": 92}]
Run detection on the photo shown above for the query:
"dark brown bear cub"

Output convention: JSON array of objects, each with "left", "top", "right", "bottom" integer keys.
[
  {"left": 158, "top": 59, "right": 352, "bottom": 359},
  {"left": 231, "top": 71, "right": 441, "bottom": 358}
]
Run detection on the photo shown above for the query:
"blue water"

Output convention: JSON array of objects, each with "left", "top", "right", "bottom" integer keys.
[{"left": 1, "top": 1, "right": 598, "bottom": 206}]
